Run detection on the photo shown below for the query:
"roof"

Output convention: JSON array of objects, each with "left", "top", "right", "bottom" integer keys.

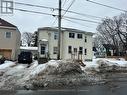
[
  {"left": 0, "top": 18, "right": 16, "bottom": 28},
  {"left": 20, "top": 47, "right": 38, "bottom": 51},
  {"left": 38, "top": 27, "right": 94, "bottom": 36}
]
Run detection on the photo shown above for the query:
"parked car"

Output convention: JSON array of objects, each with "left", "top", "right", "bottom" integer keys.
[{"left": 18, "top": 51, "right": 32, "bottom": 64}]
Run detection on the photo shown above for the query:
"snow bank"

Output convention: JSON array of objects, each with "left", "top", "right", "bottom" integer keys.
[
  {"left": 1, "top": 59, "right": 127, "bottom": 90},
  {"left": 84, "top": 58, "right": 127, "bottom": 73},
  {"left": 0, "top": 61, "right": 16, "bottom": 70}
]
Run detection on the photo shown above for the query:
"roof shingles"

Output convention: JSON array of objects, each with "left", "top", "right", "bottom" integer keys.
[{"left": 0, "top": 18, "right": 16, "bottom": 28}]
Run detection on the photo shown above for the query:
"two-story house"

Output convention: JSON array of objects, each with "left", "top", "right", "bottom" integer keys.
[
  {"left": 38, "top": 27, "right": 93, "bottom": 61},
  {"left": 0, "top": 18, "right": 21, "bottom": 60}
]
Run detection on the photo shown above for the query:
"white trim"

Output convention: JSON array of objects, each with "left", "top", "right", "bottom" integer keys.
[{"left": 5, "top": 31, "right": 12, "bottom": 39}]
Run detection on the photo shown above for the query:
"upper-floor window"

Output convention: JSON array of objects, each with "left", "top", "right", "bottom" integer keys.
[
  {"left": 68, "top": 46, "right": 72, "bottom": 53},
  {"left": 69, "top": 33, "right": 75, "bottom": 38},
  {"left": 54, "top": 32, "right": 58, "bottom": 40},
  {"left": 77, "top": 34, "right": 82, "bottom": 39},
  {"left": 85, "top": 36, "right": 87, "bottom": 42},
  {"left": 5, "top": 32, "right": 11, "bottom": 38},
  {"left": 53, "top": 47, "right": 58, "bottom": 54},
  {"left": 79, "top": 47, "right": 83, "bottom": 54}
]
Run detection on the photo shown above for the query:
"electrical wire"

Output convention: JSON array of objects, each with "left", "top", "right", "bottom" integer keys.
[
  {"left": 86, "top": 0, "right": 127, "bottom": 12},
  {"left": 62, "top": 0, "right": 76, "bottom": 17},
  {"left": 63, "top": 18, "right": 91, "bottom": 28},
  {"left": 14, "top": 1, "right": 102, "bottom": 19},
  {"left": 63, "top": 16, "right": 100, "bottom": 23},
  {"left": 1, "top": 6, "right": 100, "bottom": 24}
]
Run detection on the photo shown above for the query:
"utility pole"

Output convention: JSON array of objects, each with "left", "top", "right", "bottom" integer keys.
[{"left": 57, "top": 0, "right": 62, "bottom": 60}]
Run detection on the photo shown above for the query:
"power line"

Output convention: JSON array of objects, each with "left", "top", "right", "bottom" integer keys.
[
  {"left": 62, "top": 0, "right": 68, "bottom": 7},
  {"left": 51, "top": 17, "right": 57, "bottom": 26},
  {"left": 1, "top": 6, "right": 100, "bottom": 24},
  {"left": 62, "top": 0, "right": 76, "bottom": 17},
  {"left": 1, "top": 6, "right": 54, "bottom": 16},
  {"left": 14, "top": 1, "right": 102, "bottom": 19},
  {"left": 14, "top": 1, "right": 54, "bottom": 10},
  {"left": 86, "top": 0, "right": 127, "bottom": 12},
  {"left": 63, "top": 18, "right": 91, "bottom": 28},
  {"left": 62, "top": 9, "right": 103, "bottom": 19},
  {"left": 63, "top": 16, "right": 100, "bottom": 24}
]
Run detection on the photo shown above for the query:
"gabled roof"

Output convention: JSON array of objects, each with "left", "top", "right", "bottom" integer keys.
[{"left": 0, "top": 18, "right": 16, "bottom": 28}]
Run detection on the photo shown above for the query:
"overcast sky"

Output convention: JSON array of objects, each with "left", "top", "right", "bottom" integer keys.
[{"left": 0, "top": 0, "right": 127, "bottom": 33}]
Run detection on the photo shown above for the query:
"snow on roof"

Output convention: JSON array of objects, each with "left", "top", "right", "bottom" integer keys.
[
  {"left": 41, "top": 39, "right": 48, "bottom": 41},
  {"left": 20, "top": 47, "right": 38, "bottom": 50}
]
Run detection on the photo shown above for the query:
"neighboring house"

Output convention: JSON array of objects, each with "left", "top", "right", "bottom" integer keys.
[
  {"left": 0, "top": 18, "right": 21, "bottom": 60},
  {"left": 37, "top": 27, "right": 93, "bottom": 61},
  {"left": 93, "top": 46, "right": 106, "bottom": 58}
]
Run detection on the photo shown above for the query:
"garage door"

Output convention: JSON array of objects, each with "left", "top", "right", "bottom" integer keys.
[{"left": 0, "top": 49, "right": 12, "bottom": 59}]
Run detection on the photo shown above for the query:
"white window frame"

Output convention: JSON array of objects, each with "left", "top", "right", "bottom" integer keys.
[
  {"left": 84, "top": 49, "right": 87, "bottom": 55},
  {"left": 77, "top": 33, "right": 83, "bottom": 39},
  {"left": 53, "top": 47, "right": 58, "bottom": 54},
  {"left": 54, "top": 32, "right": 58, "bottom": 40},
  {"left": 40, "top": 44, "right": 46, "bottom": 55},
  {"left": 85, "top": 36, "right": 87, "bottom": 42},
  {"left": 5, "top": 32, "right": 12, "bottom": 38},
  {"left": 69, "top": 32, "right": 75, "bottom": 38},
  {"left": 79, "top": 47, "right": 83, "bottom": 54}
]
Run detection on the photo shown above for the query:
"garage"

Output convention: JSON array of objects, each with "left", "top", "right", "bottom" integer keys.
[{"left": 0, "top": 49, "right": 12, "bottom": 59}]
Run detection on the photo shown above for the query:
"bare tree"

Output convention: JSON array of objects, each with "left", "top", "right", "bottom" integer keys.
[
  {"left": 22, "top": 32, "right": 33, "bottom": 46},
  {"left": 96, "top": 13, "right": 127, "bottom": 56}
]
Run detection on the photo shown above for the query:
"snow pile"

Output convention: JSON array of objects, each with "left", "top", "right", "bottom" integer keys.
[
  {"left": 0, "top": 61, "right": 16, "bottom": 70},
  {"left": 1, "top": 59, "right": 127, "bottom": 90},
  {"left": 24, "top": 60, "right": 92, "bottom": 89},
  {"left": 84, "top": 58, "right": 127, "bottom": 73}
]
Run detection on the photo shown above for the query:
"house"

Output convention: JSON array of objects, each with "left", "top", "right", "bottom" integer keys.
[
  {"left": 37, "top": 27, "right": 93, "bottom": 61},
  {"left": 0, "top": 18, "right": 21, "bottom": 60}
]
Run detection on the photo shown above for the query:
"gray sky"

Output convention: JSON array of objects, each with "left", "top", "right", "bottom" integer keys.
[{"left": 0, "top": 0, "right": 127, "bottom": 33}]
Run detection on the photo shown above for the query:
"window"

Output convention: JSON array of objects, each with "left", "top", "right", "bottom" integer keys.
[
  {"left": 85, "top": 36, "right": 87, "bottom": 42},
  {"left": 41, "top": 45, "right": 46, "bottom": 55},
  {"left": 74, "top": 48, "right": 77, "bottom": 53},
  {"left": 68, "top": 46, "right": 72, "bottom": 53},
  {"left": 5, "top": 32, "right": 11, "bottom": 38},
  {"left": 84, "top": 49, "right": 87, "bottom": 55},
  {"left": 79, "top": 47, "right": 83, "bottom": 54},
  {"left": 69, "top": 33, "right": 75, "bottom": 38},
  {"left": 53, "top": 47, "right": 58, "bottom": 54},
  {"left": 54, "top": 32, "right": 58, "bottom": 40},
  {"left": 1, "top": 0, "right": 13, "bottom": 14},
  {"left": 77, "top": 34, "right": 82, "bottom": 39}
]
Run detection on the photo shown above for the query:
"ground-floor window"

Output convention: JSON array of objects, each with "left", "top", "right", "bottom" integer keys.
[
  {"left": 41, "top": 45, "right": 46, "bottom": 55},
  {"left": 53, "top": 47, "right": 58, "bottom": 54},
  {"left": 84, "top": 48, "right": 87, "bottom": 55},
  {"left": 68, "top": 46, "right": 72, "bottom": 53},
  {"left": 79, "top": 47, "right": 83, "bottom": 54},
  {"left": 74, "top": 48, "right": 77, "bottom": 53}
]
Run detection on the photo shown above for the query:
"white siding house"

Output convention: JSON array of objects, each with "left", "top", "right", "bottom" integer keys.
[{"left": 38, "top": 27, "right": 93, "bottom": 61}]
